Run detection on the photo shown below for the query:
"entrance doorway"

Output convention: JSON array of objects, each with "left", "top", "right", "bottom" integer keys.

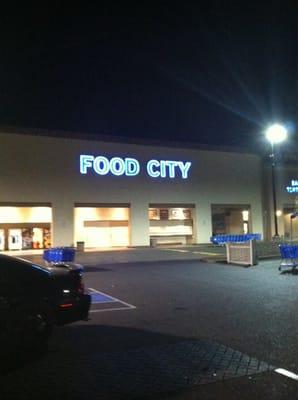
[
  {"left": 74, "top": 205, "right": 130, "bottom": 248},
  {"left": 211, "top": 205, "right": 251, "bottom": 236},
  {"left": 283, "top": 208, "right": 298, "bottom": 240}
]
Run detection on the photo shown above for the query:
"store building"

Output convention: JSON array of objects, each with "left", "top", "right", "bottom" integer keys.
[
  {"left": 263, "top": 154, "right": 298, "bottom": 240},
  {"left": 0, "top": 128, "right": 296, "bottom": 251}
]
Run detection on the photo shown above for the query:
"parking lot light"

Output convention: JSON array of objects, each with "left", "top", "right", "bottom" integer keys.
[{"left": 265, "top": 123, "right": 287, "bottom": 237}]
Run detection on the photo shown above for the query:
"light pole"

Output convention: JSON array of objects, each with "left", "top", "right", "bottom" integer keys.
[
  {"left": 265, "top": 123, "right": 287, "bottom": 237},
  {"left": 290, "top": 212, "right": 298, "bottom": 241}
]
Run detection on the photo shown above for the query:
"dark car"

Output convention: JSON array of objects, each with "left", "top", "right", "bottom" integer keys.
[{"left": 0, "top": 254, "right": 91, "bottom": 362}]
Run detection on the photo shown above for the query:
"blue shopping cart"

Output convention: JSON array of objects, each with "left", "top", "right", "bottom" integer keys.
[
  {"left": 210, "top": 233, "right": 261, "bottom": 246},
  {"left": 279, "top": 244, "right": 298, "bottom": 272},
  {"left": 43, "top": 247, "right": 76, "bottom": 265}
]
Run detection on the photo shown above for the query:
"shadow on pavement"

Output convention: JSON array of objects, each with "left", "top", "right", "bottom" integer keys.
[
  {"left": 0, "top": 324, "right": 273, "bottom": 400},
  {"left": 0, "top": 339, "right": 48, "bottom": 376}
]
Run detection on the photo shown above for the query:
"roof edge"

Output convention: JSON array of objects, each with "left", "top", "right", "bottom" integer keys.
[{"left": 0, "top": 124, "right": 258, "bottom": 155}]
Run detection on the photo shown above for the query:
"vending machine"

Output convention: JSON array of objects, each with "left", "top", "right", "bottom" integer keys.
[
  {"left": 8, "top": 229, "right": 22, "bottom": 250},
  {"left": 0, "top": 229, "right": 4, "bottom": 251}
]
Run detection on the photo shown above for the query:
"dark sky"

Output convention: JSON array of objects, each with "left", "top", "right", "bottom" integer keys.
[{"left": 0, "top": 2, "right": 297, "bottom": 150}]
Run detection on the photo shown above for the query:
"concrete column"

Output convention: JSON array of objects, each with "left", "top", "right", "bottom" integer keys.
[
  {"left": 130, "top": 201, "right": 149, "bottom": 246},
  {"left": 194, "top": 201, "right": 212, "bottom": 244},
  {"left": 52, "top": 201, "right": 74, "bottom": 247},
  {"left": 250, "top": 203, "right": 265, "bottom": 239}
]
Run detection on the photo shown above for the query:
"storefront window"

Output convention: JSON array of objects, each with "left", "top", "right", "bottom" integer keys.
[
  {"left": 148, "top": 206, "right": 194, "bottom": 245},
  {"left": 22, "top": 229, "right": 33, "bottom": 249},
  {"left": 159, "top": 209, "right": 169, "bottom": 220},
  {"left": 149, "top": 209, "right": 159, "bottom": 220},
  {"left": 149, "top": 207, "right": 192, "bottom": 221}
]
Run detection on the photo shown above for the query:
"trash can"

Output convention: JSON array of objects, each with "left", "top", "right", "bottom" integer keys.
[
  {"left": 76, "top": 241, "right": 85, "bottom": 252},
  {"left": 150, "top": 238, "right": 157, "bottom": 247}
]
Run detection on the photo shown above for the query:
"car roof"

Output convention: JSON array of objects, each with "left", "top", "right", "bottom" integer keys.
[{"left": 0, "top": 254, "right": 51, "bottom": 275}]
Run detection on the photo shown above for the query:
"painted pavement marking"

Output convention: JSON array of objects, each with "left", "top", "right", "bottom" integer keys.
[
  {"left": 90, "top": 306, "right": 137, "bottom": 313},
  {"left": 162, "top": 248, "right": 221, "bottom": 256},
  {"left": 275, "top": 368, "right": 298, "bottom": 381},
  {"left": 193, "top": 251, "right": 222, "bottom": 256},
  {"left": 88, "top": 288, "right": 136, "bottom": 313},
  {"left": 162, "top": 249, "right": 190, "bottom": 253}
]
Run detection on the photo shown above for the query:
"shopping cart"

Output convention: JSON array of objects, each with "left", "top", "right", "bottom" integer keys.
[
  {"left": 210, "top": 233, "right": 261, "bottom": 245},
  {"left": 43, "top": 247, "right": 76, "bottom": 266},
  {"left": 279, "top": 244, "right": 298, "bottom": 272}
]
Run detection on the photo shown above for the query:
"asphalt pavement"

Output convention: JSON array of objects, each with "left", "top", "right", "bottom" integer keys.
[
  {"left": 1, "top": 246, "right": 298, "bottom": 399},
  {"left": 19, "top": 244, "right": 227, "bottom": 266},
  {"left": 17, "top": 241, "right": 281, "bottom": 267}
]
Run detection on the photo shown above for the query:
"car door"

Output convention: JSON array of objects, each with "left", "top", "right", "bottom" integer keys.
[
  {"left": 0, "top": 258, "right": 27, "bottom": 327},
  {"left": 0, "top": 268, "right": 10, "bottom": 325}
]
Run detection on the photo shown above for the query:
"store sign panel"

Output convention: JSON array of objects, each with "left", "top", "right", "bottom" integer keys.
[
  {"left": 80, "top": 155, "right": 192, "bottom": 179},
  {"left": 286, "top": 180, "right": 298, "bottom": 193}
]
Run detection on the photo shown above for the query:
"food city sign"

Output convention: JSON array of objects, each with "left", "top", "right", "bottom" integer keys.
[
  {"left": 80, "top": 154, "right": 192, "bottom": 179},
  {"left": 286, "top": 180, "right": 298, "bottom": 194}
]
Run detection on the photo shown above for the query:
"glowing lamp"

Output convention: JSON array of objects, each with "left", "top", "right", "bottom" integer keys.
[{"left": 265, "top": 124, "right": 287, "bottom": 145}]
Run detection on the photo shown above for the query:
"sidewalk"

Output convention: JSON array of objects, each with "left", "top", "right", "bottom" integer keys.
[
  {"left": 18, "top": 246, "right": 221, "bottom": 266},
  {"left": 10, "top": 242, "right": 280, "bottom": 267}
]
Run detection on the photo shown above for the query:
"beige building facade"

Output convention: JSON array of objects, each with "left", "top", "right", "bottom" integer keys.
[{"left": 0, "top": 129, "right": 295, "bottom": 251}]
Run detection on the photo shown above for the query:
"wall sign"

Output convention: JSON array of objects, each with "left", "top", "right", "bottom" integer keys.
[
  {"left": 80, "top": 155, "right": 192, "bottom": 179},
  {"left": 286, "top": 180, "right": 298, "bottom": 193}
]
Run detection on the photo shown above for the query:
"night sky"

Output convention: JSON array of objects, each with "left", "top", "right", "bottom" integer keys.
[{"left": 0, "top": 2, "right": 296, "bottom": 150}]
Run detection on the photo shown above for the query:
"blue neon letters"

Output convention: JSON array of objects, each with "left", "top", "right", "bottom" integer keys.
[
  {"left": 146, "top": 159, "right": 191, "bottom": 179},
  {"left": 286, "top": 180, "right": 298, "bottom": 193},
  {"left": 80, "top": 155, "right": 140, "bottom": 176},
  {"left": 80, "top": 155, "right": 191, "bottom": 179}
]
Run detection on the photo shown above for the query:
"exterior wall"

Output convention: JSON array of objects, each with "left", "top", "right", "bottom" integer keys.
[
  {"left": 263, "top": 163, "right": 298, "bottom": 239},
  {"left": 0, "top": 131, "right": 264, "bottom": 246},
  {"left": 52, "top": 200, "right": 74, "bottom": 247},
  {"left": 130, "top": 201, "right": 150, "bottom": 246}
]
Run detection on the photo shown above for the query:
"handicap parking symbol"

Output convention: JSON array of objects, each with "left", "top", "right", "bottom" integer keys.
[{"left": 88, "top": 288, "right": 136, "bottom": 313}]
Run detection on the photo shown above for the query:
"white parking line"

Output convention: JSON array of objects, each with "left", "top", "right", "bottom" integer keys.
[
  {"left": 88, "top": 288, "right": 136, "bottom": 311},
  {"left": 275, "top": 368, "right": 298, "bottom": 381},
  {"left": 90, "top": 306, "right": 136, "bottom": 313},
  {"left": 193, "top": 251, "right": 221, "bottom": 256},
  {"left": 163, "top": 249, "right": 190, "bottom": 253},
  {"left": 163, "top": 249, "right": 220, "bottom": 256}
]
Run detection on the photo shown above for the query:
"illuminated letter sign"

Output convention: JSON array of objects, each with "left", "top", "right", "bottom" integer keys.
[
  {"left": 80, "top": 155, "right": 94, "bottom": 174},
  {"left": 80, "top": 154, "right": 140, "bottom": 177},
  {"left": 94, "top": 156, "right": 110, "bottom": 175},
  {"left": 79, "top": 154, "right": 191, "bottom": 179},
  {"left": 110, "top": 157, "right": 125, "bottom": 176},
  {"left": 178, "top": 161, "right": 192, "bottom": 179},
  {"left": 286, "top": 180, "right": 298, "bottom": 194},
  {"left": 125, "top": 158, "right": 140, "bottom": 176},
  {"left": 147, "top": 160, "right": 160, "bottom": 178},
  {"left": 146, "top": 160, "right": 191, "bottom": 179}
]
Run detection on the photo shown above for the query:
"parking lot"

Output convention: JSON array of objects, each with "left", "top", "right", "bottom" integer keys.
[{"left": 1, "top": 248, "right": 298, "bottom": 399}]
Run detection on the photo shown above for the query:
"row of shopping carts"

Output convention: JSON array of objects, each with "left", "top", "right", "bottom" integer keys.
[
  {"left": 279, "top": 244, "right": 298, "bottom": 272},
  {"left": 43, "top": 247, "right": 76, "bottom": 265},
  {"left": 210, "top": 233, "right": 262, "bottom": 245}
]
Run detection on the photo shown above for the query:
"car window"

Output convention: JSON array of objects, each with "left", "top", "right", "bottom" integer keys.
[
  {"left": 0, "top": 257, "right": 50, "bottom": 295},
  {"left": 0, "top": 258, "right": 23, "bottom": 294}
]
